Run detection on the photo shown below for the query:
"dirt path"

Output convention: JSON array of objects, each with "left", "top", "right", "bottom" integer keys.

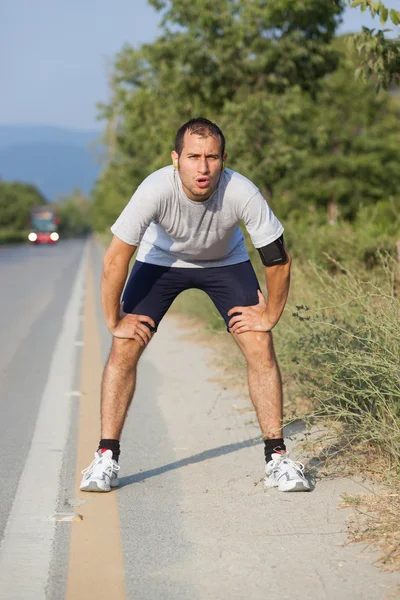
[{"left": 115, "top": 312, "right": 399, "bottom": 599}]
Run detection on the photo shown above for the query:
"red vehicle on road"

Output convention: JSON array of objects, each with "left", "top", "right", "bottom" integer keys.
[{"left": 28, "top": 207, "right": 60, "bottom": 244}]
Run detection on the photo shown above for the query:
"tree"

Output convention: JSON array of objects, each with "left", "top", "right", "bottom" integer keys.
[
  {"left": 54, "top": 189, "right": 92, "bottom": 236},
  {"left": 91, "top": 0, "right": 343, "bottom": 226},
  {"left": 272, "top": 37, "right": 400, "bottom": 221},
  {"left": 92, "top": 1, "right": 400, "bottom": 232},
  {"left": 347, "top": 0, "right": 400, "bottom": 89},
  {"left": 0, "top": 181, "right": 48, "bottom": 231}
]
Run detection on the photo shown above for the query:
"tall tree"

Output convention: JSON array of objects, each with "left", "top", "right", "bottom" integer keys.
[
  {"left": 272, "top": 38, "right": 400, "bottom": 221},
  {"left": 0, "top": 181, "right": 47, "bottom": 231},
  {"left": 54, "top": 189, "right": 92, "bottom": 236},
  {"left": 92, "top": 0, "right": 343, "bottom": 225},
  {"left": 347, "top": 0, "right": 400, "bottom": 90}
]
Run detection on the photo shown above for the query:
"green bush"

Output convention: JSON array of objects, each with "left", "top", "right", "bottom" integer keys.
[
  {"left": 55, "top": 191, "right": 92, "bottom": 237},
  {"left": 278, "top": 256, "right": 400, "bottom": 472},
  {"left": 280, "top": 210, "right": 399, "bottom": 273},
  {"left": 0, "top": 230, "right": 29, "bottom": 245},
  {"left": 0, "top": 181, "right": 47, "bottom": 231}
]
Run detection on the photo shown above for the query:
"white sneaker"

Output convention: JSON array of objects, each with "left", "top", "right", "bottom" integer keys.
[
  {"left": 264, "top": 451, "right": 311, "bottom": 492},
  {"left": 80, "top": 449, "right": 120, "bottom": 492}
]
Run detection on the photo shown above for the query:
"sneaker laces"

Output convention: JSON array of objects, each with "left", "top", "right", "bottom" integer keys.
[
  {"left": 268, "top": 452, "right": 305, "bottom": 475},
  {"left": 81, "top": 452, "right": 120, "bottom": 476},
  {"left": 283, "top": 457, "right": 305, "bottom": 473},
  {"left": 277, "top": 456, "right": 307, "bottom": 478}
]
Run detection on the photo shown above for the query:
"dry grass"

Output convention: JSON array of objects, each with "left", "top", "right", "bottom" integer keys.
[
  {"left": 292, "top": 428, "right": 400, "bottom": 572},
  {"left": 340, "top": 492, "right": 400, "bottom": 571},
  {"left": 296, "top": 424, "right": 398, "bottom": 481}
]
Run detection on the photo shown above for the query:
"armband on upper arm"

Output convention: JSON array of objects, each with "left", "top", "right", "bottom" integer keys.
[{"left": 257, "top": 235, "right": 288, "bottom": 267}]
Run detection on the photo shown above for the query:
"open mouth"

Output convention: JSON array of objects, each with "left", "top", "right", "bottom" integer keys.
[{"left": 196, "top": 177, "right": 210, "bottom": 189}]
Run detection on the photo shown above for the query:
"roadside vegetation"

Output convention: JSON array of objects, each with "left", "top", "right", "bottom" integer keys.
[
  {"left": 340, "top": 492, "right": 400, "bottom": 570},
  {"left": 0, "top": 182, "right": 92, "bottom": 244},
  {"left": 0, "top": 181, "right": 47, "bottom": 244},
  {"left": 53, "top": 190, "right": 92, "bottom": 238}
]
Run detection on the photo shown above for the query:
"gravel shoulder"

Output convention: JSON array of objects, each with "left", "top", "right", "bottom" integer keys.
[{"left": 109, "top": 310, "right": 399, "bottom": 599}]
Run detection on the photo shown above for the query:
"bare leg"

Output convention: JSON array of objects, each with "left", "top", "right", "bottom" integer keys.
[
  {"left": 232, "top": 331, "right": 283, "bottom": 439},
  {"left": 101, "top": 337, "right": 149, "bottom": 439}
]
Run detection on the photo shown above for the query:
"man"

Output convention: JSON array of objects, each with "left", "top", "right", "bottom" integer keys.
[{"left": 80, "top": 117, "right": 310, "bottom": 493}]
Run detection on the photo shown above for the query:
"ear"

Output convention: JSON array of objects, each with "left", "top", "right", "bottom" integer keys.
[
  {"left": 222, "top": 152, "right": 228, "bottom": 169},
  {"left": 171, "top": 150, "right": 178, "bottom": 168}
]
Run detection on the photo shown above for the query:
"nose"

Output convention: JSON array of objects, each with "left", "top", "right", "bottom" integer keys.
[{"left": 198, "top": 157, "right": 209, "bottom": 174}]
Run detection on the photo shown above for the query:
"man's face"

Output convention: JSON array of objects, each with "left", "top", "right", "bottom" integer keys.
[{"left": 171, "top": 132, "right": 227, "bottom": 202}]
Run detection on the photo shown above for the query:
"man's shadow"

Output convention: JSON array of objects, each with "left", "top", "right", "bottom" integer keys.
[
  {"left": 119, "top": 421, "right": 308, "bottom": 488},
  {"left": 119, "top": 437, "right": 263, "bottom": 488}
]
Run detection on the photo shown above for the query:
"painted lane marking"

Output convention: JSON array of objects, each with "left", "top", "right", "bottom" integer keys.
[
  {"left": 66, "top": 256, "right": 126, "bottom": 600},
  {"left": 66, "top": 391, "right": 82, "bottom": 397},
  {"left": 0, "top": 242, "right": 89, "bottom": 600}
]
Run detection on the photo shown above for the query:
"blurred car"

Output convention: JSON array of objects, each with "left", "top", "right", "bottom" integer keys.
[{"left": 28, "top": 207, "right": 60, "bottom": 244}]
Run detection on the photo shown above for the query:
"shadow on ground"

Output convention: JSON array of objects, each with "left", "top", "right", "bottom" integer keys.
[
  {"left": 120, "top": 420, "right": 313, "bottom": 489},
  {"left": 119, "top": 437, "right": 263, "bottom": 487}
]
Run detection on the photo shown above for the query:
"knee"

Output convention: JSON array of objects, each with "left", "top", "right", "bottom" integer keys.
[
  {"left": 108, "top": 338, "right": 144, "bottom": 369},
  {"left": 242, "top": 332, "right": 276, "bottom": 369}
]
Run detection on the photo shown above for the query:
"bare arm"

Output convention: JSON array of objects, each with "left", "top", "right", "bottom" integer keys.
[
  {"left": 227, "top": 252, "right": 291, "bottom": 334},
  {"left": 101, "top": 236, "right": 155, "bottom": 345},
  {"left": 262, "top": 252, "right": 291, "bottom": 329}
]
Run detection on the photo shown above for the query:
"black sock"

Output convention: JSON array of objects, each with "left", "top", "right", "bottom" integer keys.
[
  {"left": 98, "top": 439, "right": 120, "bottom": 462},
  {"left": 264, "top": 438, "right": 286, "bottom": 465}
]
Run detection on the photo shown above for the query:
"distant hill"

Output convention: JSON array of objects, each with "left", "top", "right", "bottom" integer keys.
[{"left": 0, "top": 125, "right": 104, "bottom": 200}]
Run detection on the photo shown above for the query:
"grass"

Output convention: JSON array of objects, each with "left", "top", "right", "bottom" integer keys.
[
  {"left": 170, "top": 289, "right": 226, "bottom": 332},
  {"left": 341, "top": 492, "right": 400, "bottom": 571},
  {"left": 284, "top": 257, "right": 400, "bottom": 476}
]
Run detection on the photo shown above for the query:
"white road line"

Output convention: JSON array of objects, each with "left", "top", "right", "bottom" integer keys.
[{"left": 0, "top": 242, "right": 89, "bottom": 600}]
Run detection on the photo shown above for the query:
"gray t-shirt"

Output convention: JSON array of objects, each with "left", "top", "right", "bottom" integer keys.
[{"left": 111, "top": 166, "right": 284, "bottom": 268}]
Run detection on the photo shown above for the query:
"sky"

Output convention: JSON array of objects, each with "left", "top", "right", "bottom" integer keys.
[{"left": 1, "top": 0, "right": 399, "bottom": 132}]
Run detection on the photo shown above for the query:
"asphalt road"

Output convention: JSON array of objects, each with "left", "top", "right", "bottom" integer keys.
[
  {"left": 0, "top": 239, "right": 87, "bottom": 599},
  {"left": 0, "top": 240, "right": 85, "bottom": 539},
  {"left": 0, "top": 238, "right": 398, "bottom": 600}
]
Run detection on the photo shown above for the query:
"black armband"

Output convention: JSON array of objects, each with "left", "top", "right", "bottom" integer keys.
[{"left": 257, "top": 235, "right": 287, "bottom": 267}]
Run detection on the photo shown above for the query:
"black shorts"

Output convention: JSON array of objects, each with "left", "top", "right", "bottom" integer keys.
[{"left": 122, "top": 260, "right": 260, "bottom": 332}]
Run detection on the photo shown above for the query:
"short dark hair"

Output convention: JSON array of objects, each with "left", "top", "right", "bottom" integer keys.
[{"left": 175, "top": 117, "right": 225, "bottom": 157}]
